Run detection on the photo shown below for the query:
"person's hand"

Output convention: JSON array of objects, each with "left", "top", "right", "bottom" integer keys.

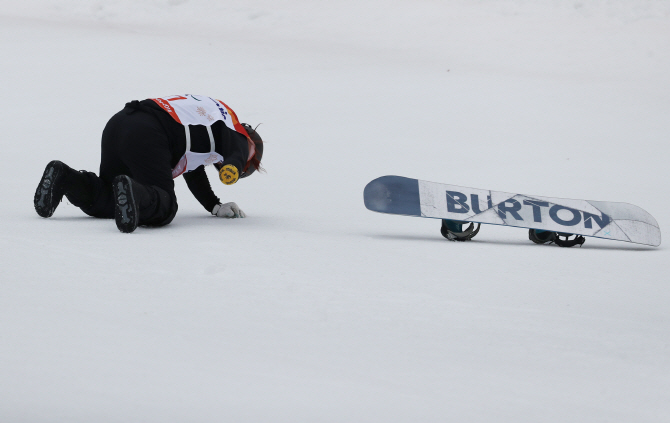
[{"left": 212, "top": 202, "right": 246, "bottom": 218}]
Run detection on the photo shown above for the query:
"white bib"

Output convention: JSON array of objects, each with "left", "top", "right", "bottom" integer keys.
[
  {"left": 150, "top": 95, "right": 249, "bottom": 179},
  {"left": 151, "top": 94, "right": 240, "bottom": 130}
]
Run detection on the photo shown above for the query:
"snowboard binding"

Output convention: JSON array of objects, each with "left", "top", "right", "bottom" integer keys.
[
  {"left": 441, "top": 219, "right": 480, "bottom": 242},
  {"left": 528, "top": 229, "right": 585, "bottom": 247}
]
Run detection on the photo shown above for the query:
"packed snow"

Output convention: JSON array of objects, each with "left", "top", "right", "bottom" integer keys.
[{"left": 1, "top": 1, "right": 669, "bottom": 421}]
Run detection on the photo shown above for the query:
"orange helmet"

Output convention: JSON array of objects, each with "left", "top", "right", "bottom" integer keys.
[{"left": 241, "top": 123, "right": 263, "bottom": 178}]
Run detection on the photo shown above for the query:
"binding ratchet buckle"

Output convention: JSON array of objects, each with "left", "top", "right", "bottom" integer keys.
[{"left": 441, "top": 220, "right": 481, "bottom": 242}]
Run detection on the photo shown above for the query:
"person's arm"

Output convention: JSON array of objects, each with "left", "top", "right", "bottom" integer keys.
[
  {"left": 219, "top": 127, "right": 249, "bottom": 176},
  {"left": 182, "top": 166, "right": 220, "bottom": 213},
  {"left": 183, "top": 165, "right": 246, "bottom": 218}
]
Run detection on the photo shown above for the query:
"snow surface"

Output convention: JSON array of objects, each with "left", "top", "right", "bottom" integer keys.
[{"left": 1, "top": 1, "right": 670, "bottom": 421}]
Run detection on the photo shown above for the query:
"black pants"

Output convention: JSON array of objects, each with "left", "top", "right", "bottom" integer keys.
[{"left": 78, "top": 106, "right": 178, "bottom": 226}]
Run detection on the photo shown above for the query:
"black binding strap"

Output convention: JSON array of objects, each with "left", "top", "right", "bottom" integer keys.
[
  {"left": 554, "top": 232, "right": 586, "bottom": 248},
  {"left": 441, "top": 220, "right": 481, "bottom": 241}
]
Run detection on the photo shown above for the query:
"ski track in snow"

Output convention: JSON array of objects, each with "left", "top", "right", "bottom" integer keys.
[{"left": 1, "top": 1, "right": 669, "bottom": 421}]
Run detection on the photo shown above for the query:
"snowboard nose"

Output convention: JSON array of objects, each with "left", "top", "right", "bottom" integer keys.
[{"left": 364, "top": 176, "right": 421, "bottom": 217}]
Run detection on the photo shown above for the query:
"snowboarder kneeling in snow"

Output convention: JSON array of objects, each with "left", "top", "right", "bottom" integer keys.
[{"left": 34, "top": 94, "right": 263, "bottom": 233}]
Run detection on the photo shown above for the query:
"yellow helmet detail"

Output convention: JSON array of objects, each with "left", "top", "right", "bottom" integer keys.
[{"left": 219, "top": 164, "right": 239, "bottom": 185}]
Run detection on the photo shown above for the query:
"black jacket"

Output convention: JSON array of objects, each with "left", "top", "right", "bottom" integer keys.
[{"left": 134, "top": 99, "right": 249, "bottom": 213}]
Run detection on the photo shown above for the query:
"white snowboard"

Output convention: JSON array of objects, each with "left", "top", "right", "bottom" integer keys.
[{"left": 364, "top": 176, "right": 661, "bottom": 247}]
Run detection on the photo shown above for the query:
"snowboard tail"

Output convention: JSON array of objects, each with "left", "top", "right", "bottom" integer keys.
[{"left": 364, "top": 176, "right": 661, "bottom": 247}]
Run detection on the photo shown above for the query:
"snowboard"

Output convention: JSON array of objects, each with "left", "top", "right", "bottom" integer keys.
[{"left": 364, "top": 176, "right": 661, "bottom": 247}]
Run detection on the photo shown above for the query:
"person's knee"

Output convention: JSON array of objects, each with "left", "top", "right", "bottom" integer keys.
[{"left": 136, "top": 183, "right": 178, "bottom": 227}]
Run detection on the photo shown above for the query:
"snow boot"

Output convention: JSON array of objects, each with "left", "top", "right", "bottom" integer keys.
[
  {"left": 112, "top": 175, "right": 159, "bottom": 233},
  {"left": 112, "top": 175, "right": 141, "bottom": 233},
  {"left": 34, "top": 160, "right": 74, "bottom": 218}
]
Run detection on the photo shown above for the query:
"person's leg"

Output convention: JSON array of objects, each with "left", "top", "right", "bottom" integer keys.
[
  {"left": 34, "top": 160, "right": 75, "bottom": 218},
  {"left": 49, "top": 109, "right": 131, "bottom": 219},
  {"left": 115, "top": 113, "right": 178, "bottom": 227},
  {"left": 34, "top": 158, "right": 106, "bottom": 218},
  {"left": 108, "top": 109, "right": 178, "bottom": 228},
  {"left": 84, "top": 109, "right": 133, "bottom": 218},
  {"left": 70, "top": 107, "right": 178, "bottom": 228},
  {"left": 34, "top": 107, "right": 178, "bottom": 226}
]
